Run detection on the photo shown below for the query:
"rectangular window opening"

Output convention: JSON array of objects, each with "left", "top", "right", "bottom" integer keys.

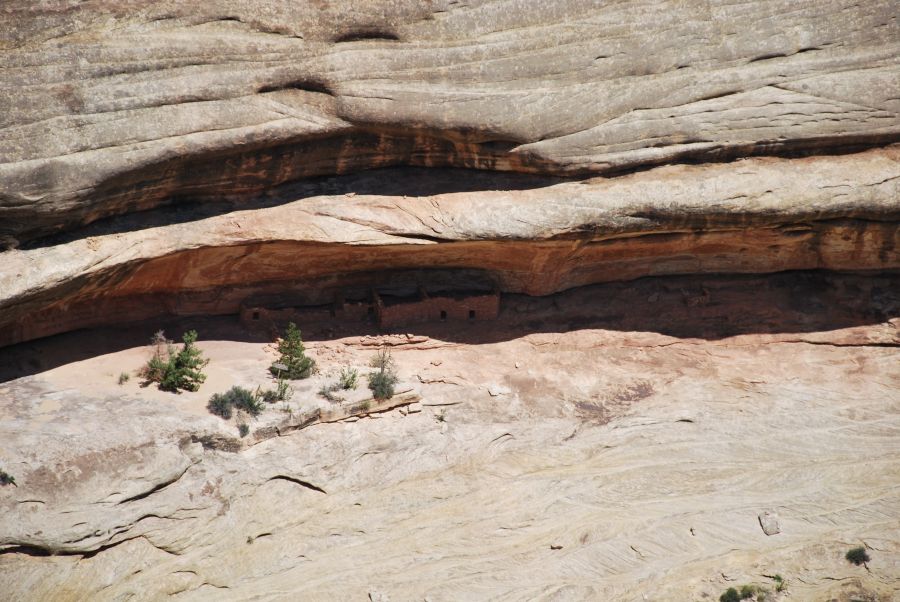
[
  {"left": 468, "top": 310, "right": 476, "bottom": 319},
  {"left": 252, "top": 311, "right": 260, "bottom": 321},
  {"left": 440, "top": 310, "right": 447, "bottom": 321}
]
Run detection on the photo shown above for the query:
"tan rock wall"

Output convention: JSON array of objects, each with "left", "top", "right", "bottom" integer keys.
[
  {"left": 1, "top": 0, "right": 898, "bottom": 242},
  {"left": 377, "top": 293, "right": 500, "bottom": 329},
  {"left": 1, "top": 217, "right": 896, "bottom": 347}
]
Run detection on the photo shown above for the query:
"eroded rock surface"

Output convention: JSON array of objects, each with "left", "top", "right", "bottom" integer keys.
[
  {"left": 1, "top": 0, "right": 898, "bottom": 242},
  {"left": 1, "top": 148, "right": 898, "bottom": 347},
  {"left": 0, "top": 276, "right": 898, "bottom": 600},
  {"left": 0, "top": 1, "right": 898, "bottom": 344},
  {"left": 1, "top": 2, "right": 899, "bottom": 600}
]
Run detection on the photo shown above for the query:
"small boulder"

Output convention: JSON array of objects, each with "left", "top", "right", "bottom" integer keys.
[
  {"left": 488, "top": 384, "right": 511, "bottom": 397},
  {"left": 758, "top": 511, "right": 781, "bottom": 535}
]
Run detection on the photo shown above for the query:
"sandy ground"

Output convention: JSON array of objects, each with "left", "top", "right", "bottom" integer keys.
[{"left": 0, "top": 274, "right": 898, "bottom": 601}]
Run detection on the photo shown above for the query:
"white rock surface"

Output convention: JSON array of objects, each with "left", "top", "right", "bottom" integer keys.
[{"left": 1, "top": 280, "right": 898, "bottom": 600}]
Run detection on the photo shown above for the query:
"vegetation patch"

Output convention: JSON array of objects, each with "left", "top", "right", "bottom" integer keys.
[
  {"left": 367, "top": 347, "right": 398, "bottom": 400},
  {"left": 258, "top": 379, "right": 292, "bottom": 403},
  {"left": 208, "top": 392, "right": 233, "bottom": 419},
  {"left": 338, "top": 366, "right": 359, "bottom": 390},
  {"left": 719, "top": 584, "right": 770, "bottom": 602},
  {"left": 140, "top": 330, "right": 208, "bottom": 393},
  {"left": 318, "top": 382, "right": 342, "bottom": 403},
  {"left": 207, "top": 386, "right": 264, "bottom": 420},
  {"left": 319, "top": 366, "right": 360, "bottom": 403},
  {"left": 770, "top": 574, "right": 785, "bottom": 593},
  {"left": 0, "top": 469, "right": 16, "bottom": 487},
  {"left": 270, "top": 323, "right": 316, "bottom": 380},
  {"left": 846, "top": 546, "right": 870, "bottom": 566}
]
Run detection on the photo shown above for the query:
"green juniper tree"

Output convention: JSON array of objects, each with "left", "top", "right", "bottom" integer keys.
[
  {"left": 270, "top": 322, "right": 316, "bottom": 379},
  {"left": 142, "top": 330, "right": 208, "bottom": 392},
  {"left": 161, "top": 330, "right": 208, "bottom": 392}
]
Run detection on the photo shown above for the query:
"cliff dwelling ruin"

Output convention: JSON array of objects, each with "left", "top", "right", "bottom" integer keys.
[
  {"left": 239, "top": 270, "right": 500, "bottom": 331},
  {"left": 1, "top": 1, "right": 898, "bottom": 600}
]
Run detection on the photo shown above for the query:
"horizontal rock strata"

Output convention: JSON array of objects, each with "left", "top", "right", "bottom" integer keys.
[
  {"left": 1, "top": 2, "right": 899, "bottom": 599},
  {"left": 1, "top": 278, "right": 897, "bottom": 599},
  {"left": 1, "top": 148, "right": 898, "bottom": 347},
  {"left": 1, "top": 0, "right": 898, "bottom": 243}
]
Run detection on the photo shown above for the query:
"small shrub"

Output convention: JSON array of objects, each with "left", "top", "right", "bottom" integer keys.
[
  {"left": 141, "top": 330, "right": 208, "bottom": 393},
  {"left": 150, "top": 329, "right": 168, "bottom": 356},
  {"left": 232, "top": 388, "right": 263, "bottom": 416},
  {"left": 117, "top": 372, "right": 130, "bottom": 385},
  {"left": 434, "top": 409, "right": 447, "bottom": 423},
  {"left": 846, "top": 546, "right": 870, "bottom": 566},
  {"left": 208, "top": 393, "right": 233, "bottom": 419},
  {"left": 207, "top": 386, "right": 263, "bottom": 420},
  {"left": 259, "top": 379, "right": 292, "bottom": 403},
  {"left": 368, "top": 370, "right": 398, "bottom": 400},
  {"left": 238, "top": 423, "right": 250, "bottom": 438},
  {"left": 720, "top": 588, "right": 740, "bottom": 602},
  {"left": 771, "top": 575, "right": 785, "bottom": 592},
  {"left": 338, "top": 366, "right": 358, "bottom": 390},
  {"left": 0, "top": 469, "right": 15, "bottom": 487},
  {"left": 370, "top": 347, "right": 394, "bottom": 373},
  {"left": 367, "top": 347, "right": 398, "bottom": 400},
  {"left": 318, "top": 382, "right": 342, "bottom": 403},
  {"left": 275, "top": 379, "right": 292, "bottom": 401},
  {"left": 270, "top": 323, "right": 316, "bottom": 380},
  {"left": 714, "top": 584, "right": 766, "bottom": 602},
  {"left": 141, "top": 331, "right": 173, "bottom": 384}
]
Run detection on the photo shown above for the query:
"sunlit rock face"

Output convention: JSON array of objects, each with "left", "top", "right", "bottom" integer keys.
[
  {"left": 1, "top": 271, "right": 899, "bottom": 601},
  {"left": 1, "top": 3, "right": 900, "bottom": 601},
  {"left": 0, "top": 148, "right": 899, "bottom": 347},
  {"left": 0, "top": 0, "right": 898, "bottom": 344}
]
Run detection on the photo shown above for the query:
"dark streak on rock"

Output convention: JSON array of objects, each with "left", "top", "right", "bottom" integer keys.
[
  {"left": 267, "top": 475, "right": 327, "bottom": 494},
  {"left": 116, "top": 464, "right": 191, "bottom": 505}
]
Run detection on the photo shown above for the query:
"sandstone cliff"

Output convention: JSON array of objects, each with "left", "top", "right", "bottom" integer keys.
[
  {"left": 1, "top": 3, "right": 899, "bottom": 600},
  {"left": 2, "top": 1, "right": 897, "bottom": 244},
  {"left": 0, "top": 0, "right": 898, "bottom": 344},
  {"left": 1, "top": 148, "right": 898, "bottom": 347}
]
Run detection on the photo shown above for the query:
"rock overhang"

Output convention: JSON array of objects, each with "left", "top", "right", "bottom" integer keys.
[{"left": 0, "top": 0, "right": 898, "bottom": 345}]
